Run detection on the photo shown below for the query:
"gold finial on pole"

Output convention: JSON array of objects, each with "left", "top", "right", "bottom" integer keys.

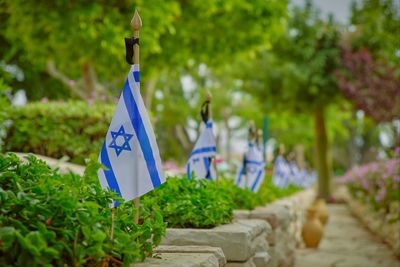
[
  {"left": 131, "top": 9, "right": 142, "bottom": 31},
  {"left": 130, "top": 10, "right": 142, "bottom": 65},
  {"left": 248, "top": 121, "right": 256, "bottom": 142}
]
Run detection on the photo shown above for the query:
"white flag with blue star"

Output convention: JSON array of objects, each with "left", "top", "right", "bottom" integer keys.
[
  {"left": 186, "top": 120, "right": 216, "bottom": 180},
  {"left": 98, "top": 64, "right": 165, "bottom": 207},
  {"left": 236, "top": 142, "right": 265, "bottom": 192},
  {"left": 272, "top": 155, "right": 291, "bottom": 188}
]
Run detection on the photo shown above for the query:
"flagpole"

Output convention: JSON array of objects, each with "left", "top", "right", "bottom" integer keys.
[
  {"left": 110, "top": 208, "right": 115, "bottom": 240},
  {"left": 257, "top": 129, "right": 263, "bottom": 150},
  {"left": 207, "top": 91, "right": 218, "bottom": 183},
  {"left": 246, "top": 121, "right": 256, "bottom": 189},
  {"left": 131, "top": 9, "right": 142, "bottom": 225}
]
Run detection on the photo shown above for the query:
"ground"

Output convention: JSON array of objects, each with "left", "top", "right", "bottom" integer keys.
[{"left": 294, "top": 204, "right": 400, "bottom": 267}]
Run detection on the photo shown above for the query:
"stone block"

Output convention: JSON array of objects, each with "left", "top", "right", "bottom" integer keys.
[
  {"left": 250, "top": 205, "right": 291, "bottom": 230},
  {"left": 161, "top": 219, "right": 269, "bottom": 262},
  {"left": 226, "top": 258, "right": 256, "bottom": 267},
  {"left": 253, "top": 252, "right": 271, "bottom": 267},
  {"left": 234, "top": 210, "right": 251, "bottom": 220},
  {"left": 131, "top": 252, "right": 220, "bottom": 267},
  {"left": 154, "top": 245, "right": 226, "bottom": 266}
]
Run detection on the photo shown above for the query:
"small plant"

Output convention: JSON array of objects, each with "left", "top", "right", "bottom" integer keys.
[
  {"left": 146, "top": 177, "right": 233, "bottom": 228},
  {"left": 218, "top": 178, "right": 260, "bottom": 210},
  {"left": 0, "top": 153, "right": 166, "bottom": 266}
]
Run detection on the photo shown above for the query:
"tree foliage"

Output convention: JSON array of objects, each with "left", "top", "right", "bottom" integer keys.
[
  {"left": 336, "top": 47, "right": 400, "bottom": 123},
  {"left": 349, "top": 0, "right": 400, "bottom": 69}
]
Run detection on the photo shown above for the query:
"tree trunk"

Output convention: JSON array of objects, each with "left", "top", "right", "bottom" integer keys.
[
  {"left": 314, "top": 105, "right": 331, "bottom": 199},
  {"left": 81, "top": 61, "right": 97, "bottom": 99}
]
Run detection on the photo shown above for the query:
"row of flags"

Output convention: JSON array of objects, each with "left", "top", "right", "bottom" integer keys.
[
  {"left": 272, "top": 155, "right": 316, "bottom": 188},
  {"left": 97, "top": 64, "right": 313, "bottom": 207}
]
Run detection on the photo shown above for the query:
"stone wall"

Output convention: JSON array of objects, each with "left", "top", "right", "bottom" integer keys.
[
  {"left": 159, "top": 189, "right": 315, "bottom": 267},
  {"left": 235, "top": 188, "right": 316, "bottom": 267}
]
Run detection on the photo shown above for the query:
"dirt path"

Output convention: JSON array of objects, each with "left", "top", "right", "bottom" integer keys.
[{"left": 294, "top": 204, "right": 399, "bottom": 267}]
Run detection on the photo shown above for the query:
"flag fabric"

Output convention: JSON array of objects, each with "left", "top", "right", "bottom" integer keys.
[
  {"left": 300, "top": 170, "right": 316, "bottom": 188},
  {"left": 288, "top": 161, "right": 301, "bottom": 186},
  {"left": 236, "top": 142, "right": 265, "bottom": 192},
  {"left": 98, "top": 64, "right": 165, "bottom": 207},
  {"left": 272, "top": 155, "right": 291, "bottom": 188},
  {"left": 186, "top": 120, "right": 216, "bottom": 180}
]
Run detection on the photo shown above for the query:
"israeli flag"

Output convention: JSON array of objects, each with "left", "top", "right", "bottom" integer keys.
[
  {"left": 98, "top": 64, "right": 165, "bottom": 206},
  {"left": 186, "top": 120, "right": 216, "bottom": 180},
  {"left": 272, "top": 155, "right": 291, "bottom": 188},
  {"left": 236, "top": 142, "right": 265, "bottom": 192},
  {"left": 303, "top": 170, "right": 317, "bottom": 188},
  {"left": 288, "top": 161, "right": 301, "bottom": 186}
]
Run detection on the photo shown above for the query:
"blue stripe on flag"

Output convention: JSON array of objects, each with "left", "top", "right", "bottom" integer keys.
[
  {"left": 251, "top": 169, "right": 264, "bottom": 192},
  {"left": 245, "top": 160, "right": 263, "bottom": 165},
  {"left": 100, "top": 142, "right": 122, "bottom": 205},
  {"left": 187, "top": 162, "right": 191, "bottom": 180},
  {"left": 133, "top": 71, "right": 140, "bottom": 82},
  {"left": 122, "top": 80, "right": 162, "bottom": 188},
  {"left": 203, "top": 157, "right": 212, "bottom": 180},
  {"left": 236, "top": 166, "right": 245, "bottom": 186},
  {"left": 191, "top": 146, "right": 216, "bottom": 156}
]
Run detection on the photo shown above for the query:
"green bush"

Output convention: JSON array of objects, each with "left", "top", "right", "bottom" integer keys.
[
  {"left": 4, "top": 101, "right": 114, "bottom": 164},
  {"left": 146, "top": 177, "right": 233, "bottom": 228},
  {"left": 256, "top": 174, "right": 303, "bottom": 204},
  {"left": 218, "top": 178, "right": 260, "bottom": 210},
  {"left": 0, "top": 153, "right": 165, "bottom": 266},
  {"left": 218, "top": 176, "right": 303, "bottom": 210}
]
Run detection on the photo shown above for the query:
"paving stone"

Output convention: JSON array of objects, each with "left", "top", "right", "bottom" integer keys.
[{"left": 294, "top": 204, "right": 400, "bottom": 267}]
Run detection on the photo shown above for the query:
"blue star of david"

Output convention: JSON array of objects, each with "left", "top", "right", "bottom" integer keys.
[
  {"left": 108, "top": 125, "right": 134, "bottom": 156},
  {"left": 248, "top": 166, "right": 258, "bottom": 174}
]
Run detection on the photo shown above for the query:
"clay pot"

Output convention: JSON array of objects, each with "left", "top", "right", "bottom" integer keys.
[
  {"left": 302, "top": 207, "right": 323, "bottom": 248},
  {"left": 314, "top": 198, "right": 329, "bottom": 225}
]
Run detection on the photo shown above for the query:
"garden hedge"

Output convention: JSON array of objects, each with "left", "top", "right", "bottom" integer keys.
[{"left": 4, "top": 101, "right": 114, "bottom": 164}]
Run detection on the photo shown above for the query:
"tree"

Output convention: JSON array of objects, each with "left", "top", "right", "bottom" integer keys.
[
  {"left": 235, "top": 2, "right": 342, "bottom": 198},
  {"left": 336, "top": 47, "right": 400, "bottom": 123},
  {"left": 349, "top": 0, "right": 400, "bottom": 69}
]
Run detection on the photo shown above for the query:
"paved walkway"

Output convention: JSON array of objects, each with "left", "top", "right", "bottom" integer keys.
[{"left": 294, "top": 204, "right": 400, "bottom": 267}]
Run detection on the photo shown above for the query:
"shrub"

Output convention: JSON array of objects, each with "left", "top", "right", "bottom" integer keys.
[
  {"left": 146, "top": 177, "right": 233, "bottom": 228},
  {"left": 219, "top": 175, "right": 303, "bottom": 210},
  {"left": 0, "top": 153, "right": 165, "bottom": 266},
  {"left": 256, "top": 174, "right": 303, "bottom": 204},
  {"left": 218, "top": 178, "right": 260, "bottom": 210},
  {"left": 339, "top": 159, "right": 400, "bottom": 222},
  {"left": 4, "top": 101, "right": 114, "bottom": 164}
]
